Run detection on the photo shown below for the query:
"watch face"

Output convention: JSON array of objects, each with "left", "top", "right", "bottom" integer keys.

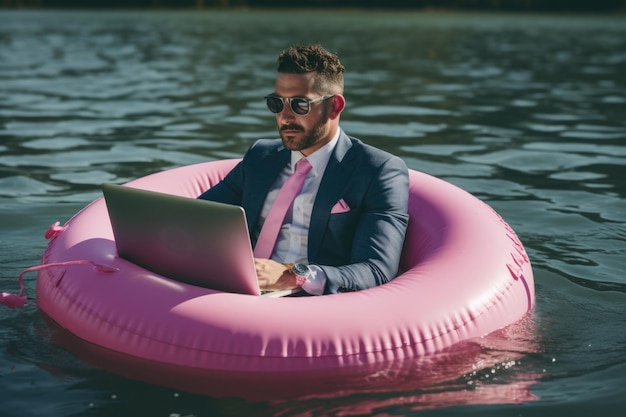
[{"left": 293, "top": 263, "right": 310, "bottom": 276}]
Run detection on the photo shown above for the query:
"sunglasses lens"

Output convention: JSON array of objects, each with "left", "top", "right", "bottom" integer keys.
[
  {"left": 265, "top": 96, "right": 314, "bottom": 115},
  {"left": 266, "top": 96, "right": 284, "bottom": 113},
  {"left": 290, "top": 98, "right": 310, "bottom": 115}
]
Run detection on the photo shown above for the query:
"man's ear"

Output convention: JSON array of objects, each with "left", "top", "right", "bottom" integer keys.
[{"left": 329, "top": 95, "right": 346, "bottom": 120}]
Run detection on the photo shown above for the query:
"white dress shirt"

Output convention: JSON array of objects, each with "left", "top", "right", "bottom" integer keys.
[{"left": 256, "top": 130, "right": 340, "bottom": 295}]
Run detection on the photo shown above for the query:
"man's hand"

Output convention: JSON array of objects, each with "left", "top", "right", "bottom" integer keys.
[{"left": 255, "top": 258, "right": 298, "bottom": 290}]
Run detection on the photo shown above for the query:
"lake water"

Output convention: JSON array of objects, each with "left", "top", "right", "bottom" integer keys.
[{"left": 1, "top": 9, "right": 625, "bottom": 417}]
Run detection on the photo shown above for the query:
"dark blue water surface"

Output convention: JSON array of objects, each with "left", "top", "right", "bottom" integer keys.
[{"left": 1, "top": 9, "right": 625, "bottom": 417}]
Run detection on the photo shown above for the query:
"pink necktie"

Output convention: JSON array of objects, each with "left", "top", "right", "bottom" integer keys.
[{"left": 254, "top": 158, "right": 312, "bottom": 259}]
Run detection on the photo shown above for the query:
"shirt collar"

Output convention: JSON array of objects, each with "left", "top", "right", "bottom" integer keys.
[{"left": 290, "top": 129, "right": 341, "bottom": 177}]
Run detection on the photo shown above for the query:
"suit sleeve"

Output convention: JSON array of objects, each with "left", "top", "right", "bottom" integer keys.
[
  {"left": 318, "top": 156, "right": 409, "bottom": 294},
  {"left": 197, "top": 159, "right": 245, "bottom": 205},
  {"left": 197, "top": 139, "right": 284, "bottom": 236}
]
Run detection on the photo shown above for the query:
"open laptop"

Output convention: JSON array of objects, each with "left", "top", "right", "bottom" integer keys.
[{"left": 102, "top": 183, "right": 300, "bottom": 298}]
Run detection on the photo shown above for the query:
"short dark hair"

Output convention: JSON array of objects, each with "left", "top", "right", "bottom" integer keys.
[{"left": 277, "top": 44, "right": 345, "bottom": 95}]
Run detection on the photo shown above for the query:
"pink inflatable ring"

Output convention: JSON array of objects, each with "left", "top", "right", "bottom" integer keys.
[{"left": 34, "top": 159, "right": 534, "bottom": 395}]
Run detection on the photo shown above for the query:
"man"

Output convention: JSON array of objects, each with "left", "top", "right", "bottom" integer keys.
[{"left": 199, "top": 44, "right": 409, "bottom": 295}]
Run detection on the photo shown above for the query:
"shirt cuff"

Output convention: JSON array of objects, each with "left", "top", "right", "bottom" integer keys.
[{"left": 302, "top": 264, "right": 327, "bottom": 296}]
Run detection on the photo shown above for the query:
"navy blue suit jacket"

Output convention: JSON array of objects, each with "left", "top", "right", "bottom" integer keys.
[{"left": 198, "top": 131, "right": 409, "bottom": 294}]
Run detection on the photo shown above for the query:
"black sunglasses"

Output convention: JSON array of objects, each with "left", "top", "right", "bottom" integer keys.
[{"left": 264, "top": 94, "right": 333, "bottom": 116}]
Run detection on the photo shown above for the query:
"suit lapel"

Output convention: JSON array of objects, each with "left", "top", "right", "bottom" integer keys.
[{"left": 308, "top": 132, "right": 355, "bottom": 260}]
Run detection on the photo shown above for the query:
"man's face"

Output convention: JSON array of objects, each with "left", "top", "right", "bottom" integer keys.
[{"left": 272, "top": 72, "right": 334, "bottom": 157}]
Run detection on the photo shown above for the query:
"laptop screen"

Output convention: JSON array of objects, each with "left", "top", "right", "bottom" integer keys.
[{"left": 102, "top": 183, "right": 260, "bottom": 295}]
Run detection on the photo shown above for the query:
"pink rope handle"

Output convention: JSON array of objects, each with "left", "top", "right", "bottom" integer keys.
[{"left": 1, "top": 260, "right": 119, "bottom": 309}]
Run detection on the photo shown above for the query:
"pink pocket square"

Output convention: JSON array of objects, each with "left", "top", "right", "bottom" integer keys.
[{"left": 331, "top": 199, "right": 351, "bottom": 214}]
